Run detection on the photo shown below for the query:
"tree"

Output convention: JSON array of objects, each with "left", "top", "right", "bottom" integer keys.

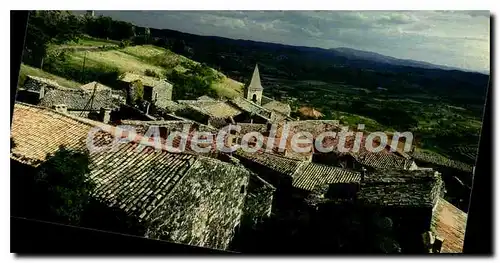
[
  {"left": 23, "top": 11, "right": 83, "bottom": 68},
  {"left": 35, "top": 147, "right": 95, "bottom": 225},
  {"left": 85, "top": 15, "right": 112, "bottom": 39},
  {"left": 127, "top": 79, "right": 144, "bottom": 105}
]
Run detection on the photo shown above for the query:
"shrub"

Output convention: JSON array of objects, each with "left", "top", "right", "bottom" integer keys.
[
  {"left": 35, "top": 147, "right": 95, "bottom": 225},
  {"left": 144, "top": 69, "right": 161, "bottom": 78},
  {"left": 130, "top": 79, "right": 144, "bottom": 105},
  {"left": 119, "top": 39, "right": 131, "bottom": 48}
]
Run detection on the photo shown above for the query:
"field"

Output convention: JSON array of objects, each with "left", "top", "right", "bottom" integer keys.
[
  {"left": 259, "top": 76, "right": 483, "bottom": 161},
  {"left": 18, "top": 64, "right": 83, "bottom": 89},
  {"left": 44, "top": 41, "right": 244, "bottom": 98},
  {"left": 28, "top": 35, "right": 485, "bottom": 161}
]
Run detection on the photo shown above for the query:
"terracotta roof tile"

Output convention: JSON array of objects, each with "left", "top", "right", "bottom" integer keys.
[
  {"left": 431, "top": 197, "right": 467, "bottom": 253},
  {"left": 10, "top": 103, "right": 98, "bottom": 165},
  {"left": 11, "top": 102, "right": 250, "bottom": 250}
]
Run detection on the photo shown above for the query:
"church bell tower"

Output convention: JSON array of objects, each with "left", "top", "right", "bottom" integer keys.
[{"left": 246, "top": 64, "right": 263, "bottom": 105}]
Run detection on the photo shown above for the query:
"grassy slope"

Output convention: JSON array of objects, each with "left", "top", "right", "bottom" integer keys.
[
  {"left": 53, "top": 40, "right": 244, "bottom": 99},
  {"left": 18, "top": 64, "right": 83, "bottom": 89},
  {"left": 56, "top": 35, "right": 120, "bottom": 49}
]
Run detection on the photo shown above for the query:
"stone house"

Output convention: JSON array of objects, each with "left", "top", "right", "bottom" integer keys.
[
  {"left": 118, "top": 72, "right": 173, "bottom": 108},
  {"left": 354, "top": 169, "right": 467, "bottom": 253},
  {"left": 176, "top": 99, "right": 244, "bottom": 128},
  {"left": 80, "top": 81, "right": 127, "bottom": 105},
  {"left": 38, "top": 87, "right": 118, "bottom": 122},
  {"left": 409, "top": 148, "right": 474, "bottom": 212},
  {"left": 16, "top": 75, "right": 77, "bottom": 105}
]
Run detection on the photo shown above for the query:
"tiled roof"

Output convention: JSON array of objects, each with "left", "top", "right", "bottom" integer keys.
[
  {"left": 286, "top": 120, "right": 341, "bottom": 137},
  {"left": 292, "top": 162, "right": 361, "bottom": 191},
  {"left": 11, "top": 102, "right": 251, "bottom": 250},
  {"left": 202, "top": 101, "right": 243, "bottom": 118},
  {"left": 261, "top": 95, "right": 274, "bottom": 105},
  {"left": 410, "top": 149, "right": 473, "bottom": 173},
  {"left": 89, "top": 143, "right": 196, "bottom": 219},
  {"left": 314, "top": 127, "right": 414, "bottom": 170},
  {"left": 354, "top": 151, "right": 414, "bottom": 170},
  {"left": 80, "top": 81, "right": 112, "bottom": 93},
  {"left": 229, "top": 97, "right": 272, "bottom": 119},
  {"left": 118, "top": 119, "right": 220, "bottom": 156},
  {"left": 120, "top": 119, "right": 215, "bottom": 134},
  {"left": 39, "top": 88, "right": 117, "bottom": 111},
  {"left": 231, "top": 96, "right": 294, "bottom": 123},
  {"left": 179, "top": 100, "right": 243, "bottom": 118},
  {"left": 156, "top": 101, "right": 187, "bottom": 113},
  {"left": 10, "top": 103, "right": 104, "bottom": 166},
  {"left": 262, "top": 100, "right": 291, "bottom": 116},
  {"left": 357, "top": 170, "right": 443, "bottom": 208},
  {"left": 431, "top": 197, "right": 467, "bottom": 253},
  {"left": 24, "top": 75, "right": 73, "bottom": 91},
  {"left": 119, "top": 72, "right": 171, "bottom": 88},
  {"left": 450, "top": 145, "right": 478, "bottom": 164},
  {"left": 236, "top": 123, "right": 268, "bottom": 135},
  {"left": 111, "top": 89, "right": 127, "bottom": 104},
  {"left": 234, "top": 149, "right": 302, "bottom": 177},
  {"left": 265, "top": 120, "right": 341, "bottom": 160}
]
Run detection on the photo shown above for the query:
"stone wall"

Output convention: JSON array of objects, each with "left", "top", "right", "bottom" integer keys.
[
  {"left": 241, "top": 175, "right": 276, "bottom": 227},
  {"left": 153, "top": 82, "right": 173, "bottom": 108},
  {"left": 145, "top": 157, "right": 250, "bottom": 250}
]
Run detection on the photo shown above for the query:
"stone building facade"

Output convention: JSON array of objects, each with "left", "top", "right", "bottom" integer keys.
[{"left": 118, "top": 72, "right": 173, "bottom": 108}]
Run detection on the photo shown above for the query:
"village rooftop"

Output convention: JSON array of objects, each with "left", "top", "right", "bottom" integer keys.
[{"left": 86, "top": 123, "right": 414, "bottom": 154}]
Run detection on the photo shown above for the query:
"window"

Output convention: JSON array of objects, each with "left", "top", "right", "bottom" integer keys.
[
  {"left": 240, "top": 185, "right": 246, "bottom": 194},
  {"left": 252, "top": 94, "right": 257, "bottom": 103}
]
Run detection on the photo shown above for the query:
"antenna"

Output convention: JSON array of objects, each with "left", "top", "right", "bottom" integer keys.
[
  {"left": 80, "top": 51, "right": 87, "bottom": 83},
  {"left": 80, "top": 82, "right": 97, "bottom": 117}
]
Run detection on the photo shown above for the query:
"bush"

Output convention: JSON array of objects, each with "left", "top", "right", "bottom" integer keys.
[
  {"left": 35, "top": 147, "right": 95, "bottom": 225},
  {"left": 129, "top": 79, "right": 144, "bottom": 105},
  {"left": 144, "top": 69, "right": 161, "bottom": 78},
  {"left": 119, "top": 39, "right": 132, "bottom": 48}
]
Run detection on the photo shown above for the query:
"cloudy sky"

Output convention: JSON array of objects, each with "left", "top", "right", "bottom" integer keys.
[{"left": 94, "top": 11, "right": 490, "bottom": 73}]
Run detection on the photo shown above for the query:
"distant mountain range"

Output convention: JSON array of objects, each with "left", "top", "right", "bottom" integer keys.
[
  {"left": 329, "top": 47, "right": 466, "bottom": 72},
  {"left": 146, "top": 25, "right": 488, "bottom": 75}
]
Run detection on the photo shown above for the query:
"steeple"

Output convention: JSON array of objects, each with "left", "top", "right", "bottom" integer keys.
[
  {"left": 248, "top": 64, "right": 263, "bottom": 91},
  {"left": 245, "top": 64, "right": 264, "bottom": 105}
]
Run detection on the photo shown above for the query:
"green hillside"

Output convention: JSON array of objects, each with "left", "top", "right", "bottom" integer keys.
[
  {"left": 43, "top": 38, "right": 244, "bottom": 99},
  {"left": 18, "top": 64, "right": 83, "bottom": 89}
]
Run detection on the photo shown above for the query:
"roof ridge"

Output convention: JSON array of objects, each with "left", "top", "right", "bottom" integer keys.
[
  {"left": 291, "top": 161, "right": 308, "bottom": 178},
  {"left": 13, "top": 103, "right": 199, "bottom": 158}
]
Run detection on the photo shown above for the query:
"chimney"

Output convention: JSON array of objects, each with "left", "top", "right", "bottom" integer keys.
[
  {"left": 361, "top": 167, "right": 367, "bottom": 181},
  {"left": 432, "top": 237, "right": 444, "bottom": 253},
  {"left": 145, "top": 102, "right": 151, "bottom": 115},
  {"left": 54, "top": 104, "right": 68, "bottom": 114},
  {"left": 38, "top": 86, "right": 46, "bottom": 100},
  {"left": 422, "top": 231, "right": 435, "bottom": 253},
  {"left": 100, "top": 107, "right": 111, "bottom": 124}
]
